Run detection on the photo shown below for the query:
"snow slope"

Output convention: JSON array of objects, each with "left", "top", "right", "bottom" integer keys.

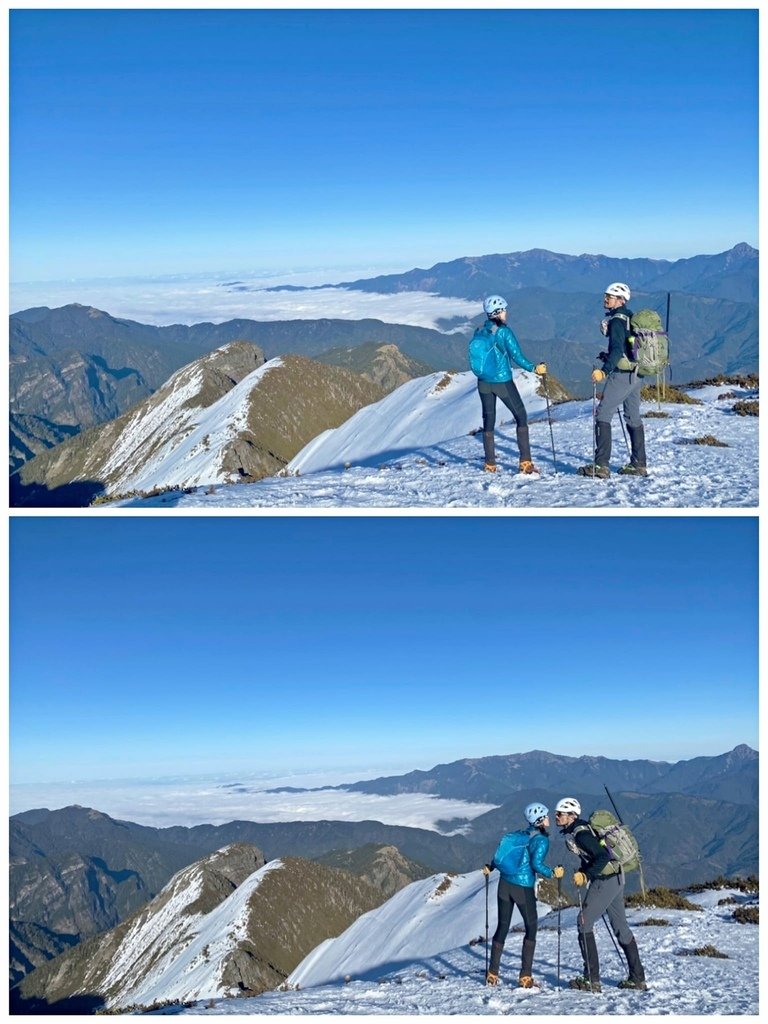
[
  {"left": 114, "top": 374, "right": 759, "bottom": 508},
  {"left": 147, "top": 872, "right": 759, "bottom": 1015},
  {"left": 101, "top": 357, "right": 283, "bottom": 494},
  {"left": 102, "top": 852, "right": 282, "bottom": 1008}
]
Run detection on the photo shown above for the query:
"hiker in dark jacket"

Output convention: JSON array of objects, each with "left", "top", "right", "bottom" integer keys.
[
  {"left": 578, "top": 282, "right": 648, "bottom": 478},
  {"left": 555, "top": 797, "right": 646, "bottom": 993},
  {"left": 475, "top": 294, "right": 547, "bottom": 475},
  {"left": 482, "top": 802, "right": 564, "bottom": 989}
]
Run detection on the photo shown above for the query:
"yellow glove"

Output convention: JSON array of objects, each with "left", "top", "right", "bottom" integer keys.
[
  {"left": 573, "top": 871, "right": 588, "bottom": 887},
  {"left": 553, "top": 865, "right": 565, "bottom": 879},
  {"left": 591, "top": 369, "right": 606, "bottom": 383},
  {"left": 482, "top": 865, "right": 492, "bottom": 876},
  {"left": 534, "top": 362, "right": 547, "bottom": 375}
]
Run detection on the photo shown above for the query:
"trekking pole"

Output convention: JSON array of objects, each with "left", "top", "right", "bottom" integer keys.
[
  {"left": 484, "top": 872, "right": 489, "bottom": 981},
  {"left": 577, "top": 888, "right": 593, "bottom": 990},
  {"left": 602, "top": 914, "right": 624, "bottom": 967},
  {"left": 556, "top": 876, "right": 562, "bottom": 991},
  {"left": 592, "top": 381, "right": 598, "bottom": 463},
  {"left": 617, "top": 408, "right": 631, "bottom": 459},
  {"left": 664, "top": 292, "right": 671, "bottom": 401},
  {"left": 542, "top": 374, "right": 558, "bottom": 475},
  {"left": 604, "top": 785, "right": 647, "bottom": 898}
]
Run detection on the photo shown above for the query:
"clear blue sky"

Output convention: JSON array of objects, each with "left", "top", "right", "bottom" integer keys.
[
  {"left": 10, "top": 516, "right": 758, "bottom": 784},
  {"left": 9, "top": 7, "right": 757, "bottom": 282}
]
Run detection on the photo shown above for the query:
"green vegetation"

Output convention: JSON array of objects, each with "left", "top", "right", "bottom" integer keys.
[
  {"left": 676, "top": 945, "right": 729, "bottom": 959},
  {"left": 91, "top": 484, "right": 197, "bottom": 506},
  {"left": 687, "top": 876, "right": 758, "bottom": 894},
  {"left": 96, "top": 998, "right": 195, "bottom": 1014},
  {"left": 538, "top": 877, "right": 571, "bottom": 909},
  {"left": 686, "top": 373, "right": 759, "bottom": 389},
  {"left": 625, "top": 887, "right": 702, "bottom": 912},
  {"left": 732, "top": 400, "right": 759, "bottom": 416},
  {"left": 676, "top": 434, "right": 729, "bottom": 447},
  {"left": 641, "top": 384, "right": 703, "bottom": 404},
  {"left": 732, "top": 906, "right": 758, "bottom": 925}
]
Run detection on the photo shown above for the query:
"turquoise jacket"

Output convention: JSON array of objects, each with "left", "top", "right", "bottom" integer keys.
[
  {"left": 481, "top": 319, "right": 535, "bottom": 382},
  {"left": 491, "top": 827, "right": 554, "bottom": 887}
]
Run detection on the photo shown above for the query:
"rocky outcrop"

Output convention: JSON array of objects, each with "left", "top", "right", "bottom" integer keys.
[
  {"left": 12, "top": 846, "right": 384, "bottom": 1013},
  {"left": 9, "top": 303, "right": 468, "bottom": 471},
  {"left": 315, "top": 341, "right": 436, "bottom": 393},
  {"left": 317, "top": 843, "right": 433, "bottom": 899},
  {"left": 10, "top": 344, "right": 386, "bottom": 506}
]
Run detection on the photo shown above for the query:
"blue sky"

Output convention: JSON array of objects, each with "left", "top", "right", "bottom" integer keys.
[
  {"left": 9, "top": 7, "right": 758, "bottom": 284},
  {"left": 10, "top": 516, "right": 758, "bottom": 786}
]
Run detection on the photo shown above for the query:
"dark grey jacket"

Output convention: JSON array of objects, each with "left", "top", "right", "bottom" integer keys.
[{"left": 600, "top": 304, "right": 634, "bottom": 375}]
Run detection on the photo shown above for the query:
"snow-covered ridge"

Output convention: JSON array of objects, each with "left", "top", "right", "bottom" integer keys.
[
  {"left": 115, "top": 375, "right": 759, "bottom": 508},
  {"left": 100, "top": 851, "right": 281, "bottom": 1008},
  {"left": 152, "top": 873, "right": 759, "bottom": 1016},
  {"left": 287, "top": 369, "right": 545, "bottom": 474},
  {"left": 103, "top": 356, "right": 282, "bottom": 493}
]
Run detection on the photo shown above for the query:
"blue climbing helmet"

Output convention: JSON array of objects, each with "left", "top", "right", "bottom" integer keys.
[
  {"left": 524, "top": 802, "right": 549, "bottom": 825},
  {"left": 483, "top": 294, "right": 507, "bottom": 316}
]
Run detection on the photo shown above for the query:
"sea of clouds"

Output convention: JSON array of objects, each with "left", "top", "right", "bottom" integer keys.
[
  {"left": 9, "top": 267, "right": 479, "bottom": 331},
  {"left": 9, "top": 768, "right": 499, "bottom": 833}
]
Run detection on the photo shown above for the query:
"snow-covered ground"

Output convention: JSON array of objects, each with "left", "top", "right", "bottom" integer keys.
[
  {"left": 147, "top": 874, "right": 759, "bottom": 1015},
  {"left": 114, "top": 374, "right": 759, "bottom": 509}
]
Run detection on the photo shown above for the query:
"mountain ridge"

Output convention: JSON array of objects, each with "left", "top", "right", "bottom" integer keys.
[
  {"left": 9, "top": 244, "right": 758, "bottom": 471},
  {"left": 327, "top": 243, "right": 758, "bottom": 304},
  {"left": 10, "top": 343, "right": 386, "bottom": 506},
  {"left": 11, "top": 845, "right": 385, "bottom": 1013}
]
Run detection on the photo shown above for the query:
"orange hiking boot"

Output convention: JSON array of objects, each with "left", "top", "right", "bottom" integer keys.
[
  {"left": 519, "top": 460, "right": 539, "bottom": 475},
  {"left": 486, "top": 971, "right": 500, "bottom": 985},
  {"left": 519, "top": 975, "right": 539, "bottom": 989},
  {"left": 484, "top": 463, "right": 497, "bottom": 473}
]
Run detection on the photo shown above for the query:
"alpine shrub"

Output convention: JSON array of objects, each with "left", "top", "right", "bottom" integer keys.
[
  {"left": 625, "top": 887, "right": 702, "bottom": 911},
  {"left": 732, "top": 906, "right": 759, "bottom": 925},
  {"left": 677, "top": 945, "right": 729, "bottom": 959}
]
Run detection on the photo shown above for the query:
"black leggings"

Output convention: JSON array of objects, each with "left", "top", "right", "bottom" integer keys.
[
  {"left": 489, "top": 881, "right": 538, "bottom": 977},
  {"left": 479, "top": 382, "right": 531, "bottom": 463},
  {"left": 479, "top": 380, "right": 528, "bottom": 432}
]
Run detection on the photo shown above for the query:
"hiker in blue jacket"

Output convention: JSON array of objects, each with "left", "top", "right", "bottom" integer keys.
[
  {"left": 578, "top": 282, "right": 648, "bottom": 478},
  {"left": 482, "top": 802, "right": 564, "bottom": 988},
  {"left": 474, "top": 295, "right": 547, "bottom": 474}
]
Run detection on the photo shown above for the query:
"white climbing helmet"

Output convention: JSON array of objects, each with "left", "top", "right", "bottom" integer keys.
[
  {"left": 604, "top": 282, "right": 631, "bottom": 302},
  {"left": 483, "top": 294, "right": 508, "bottom": 316},
  {"left": 524, "top": 802, "right": 549, "bottom": 825},
  {"left": 555, "top": 797, "right": 581, "bottom": 816}
]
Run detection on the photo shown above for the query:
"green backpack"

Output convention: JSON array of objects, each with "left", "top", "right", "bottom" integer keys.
[
  {"left": 586, "top": 809, "right": 641, "bottom": 875},
  {"left": 626, "top": 309, "right": 670, "bottom": 377}
]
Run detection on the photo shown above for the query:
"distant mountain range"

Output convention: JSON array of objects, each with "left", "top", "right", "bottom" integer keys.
[
  {"left": 333, "top": 744, "right": 758, "bottom": 807},
  {"left": 327, "top": 242, "right": 758, "bottom": 305},
  {"left": 9, "top": 746, "right": 757, "bottom": 992},
  {"left": 9, "top": 245, "right": 758, "bottom": 475},
  {"left": 274, "top": 243, "right": 759, "bottom": 386},
  {"left": 9, "top": 304, "right": 458, "bottom": 471}
]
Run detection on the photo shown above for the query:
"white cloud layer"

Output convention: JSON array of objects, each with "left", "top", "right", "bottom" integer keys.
[
  {"left": 10, "top": 270, "right": 479, "bottom": 331},
  {"left": 9, "top": 773, "right": 498, "bottom": 833}
]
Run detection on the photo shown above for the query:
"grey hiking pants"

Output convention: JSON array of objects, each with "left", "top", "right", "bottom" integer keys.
[
  {"left": 577, "top": 872, "right": 644, "bottom": 983},
  {"left": 577, "top": 872, "right": 634, "bottom": 942},
  {"left": 594, "top": 370, "right": 646, "bottom": 468}
]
